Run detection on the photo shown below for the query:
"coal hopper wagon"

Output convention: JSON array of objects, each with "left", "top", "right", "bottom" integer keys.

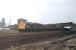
[{"left": 17, "top": 18, "right": 71, "bottom": 32}]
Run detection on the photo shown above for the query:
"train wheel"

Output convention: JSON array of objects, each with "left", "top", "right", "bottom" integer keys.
[
  {"left": 19, "top": 29, "right": 24, "bottom": 32},
  {"left": 19, "top": 29, "right": 21, "bottom": 32}
]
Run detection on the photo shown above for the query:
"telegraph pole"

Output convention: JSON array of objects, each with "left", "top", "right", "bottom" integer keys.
[
  {"left": 68, "top": 16, "right": 71, "bottom": 22},
  {"left": 10, "top": 17, "right": 11, "bottom": 25}
]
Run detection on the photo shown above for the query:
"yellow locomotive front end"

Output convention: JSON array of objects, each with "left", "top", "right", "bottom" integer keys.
[{"left": 17, "top": 18, "right": 27, "bottom": 32}]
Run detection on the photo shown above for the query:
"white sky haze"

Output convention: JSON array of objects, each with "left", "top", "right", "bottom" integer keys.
[{"left": 0, "top": 0, "right": 76, "bottom": 25}]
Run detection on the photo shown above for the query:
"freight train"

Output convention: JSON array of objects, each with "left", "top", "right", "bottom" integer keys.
[{"left": 17, "top": 18, "right": 71, "bottom": 32}]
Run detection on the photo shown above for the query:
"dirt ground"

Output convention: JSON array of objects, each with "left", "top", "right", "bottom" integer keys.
[
  {"left": 0, "top": 30, "right": 75, "bottom": 50},
  {"left": 62, "top": 38, "right": 76, "bottom": 50},
  {"left": 5, "top": 39, "right": 64, "bottom": 50},
  {"left": 4, "top": 34, "right": 76, "bottom": 50},
  {"left": 0, "top": 31, "right": 65, "bottom": 50}
]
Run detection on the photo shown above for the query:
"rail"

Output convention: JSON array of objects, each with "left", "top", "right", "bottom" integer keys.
[{"left": 51, "top": 33, "right": 76, "bottom": 50}]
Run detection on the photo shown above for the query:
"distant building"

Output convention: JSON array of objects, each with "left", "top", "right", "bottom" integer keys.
[{"left": 0, "top": 18, "right": 6, "bottom": 28}]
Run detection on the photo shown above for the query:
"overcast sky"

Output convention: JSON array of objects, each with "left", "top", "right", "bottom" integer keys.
[{"left": 0, "top": 0, "right": 76, "bottom": 25}]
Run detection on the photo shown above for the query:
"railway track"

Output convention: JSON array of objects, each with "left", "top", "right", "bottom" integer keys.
[
  {"left": 48, "top": 33, "right": 76, "bottom": 50},
  {"left": 0, "top": 31, "right": 75, "bottom": 50},
  {"left": 4, "top": 31, "right": 76, "bottom": 50}
]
